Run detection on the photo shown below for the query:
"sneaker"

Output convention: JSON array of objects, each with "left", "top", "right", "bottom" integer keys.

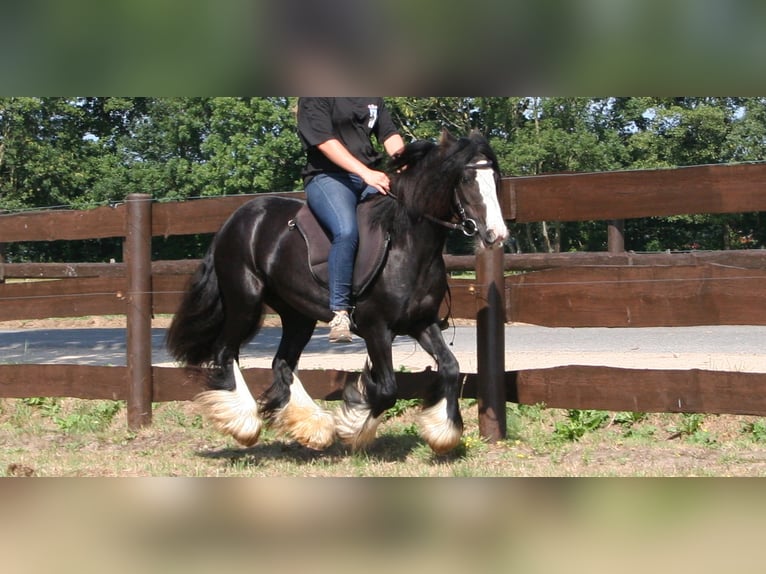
[{"left": 328, "top": 312, "right": 353, "bottom": 343}]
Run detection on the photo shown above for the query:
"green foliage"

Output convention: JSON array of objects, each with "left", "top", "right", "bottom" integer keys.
[
  {"left": 613, "top": 411, "right": 657, "bottom": 440},
  {"left": 516, "top": 403, "right": 546, "bottom": 422},
  {"left": 742, "top": 419, "right": 766, "bottom": 443},
  {"left": 22, "top": 396, "right": 61, "bottom": 418},
  {"left": 16, "top": 397, "right": 121, "bottom": 434},
  {"left": 4, "top": 96, "right": 766, "bottom": 261},
  {"left": 672, "top": 413, "right": 704, "bottom": 435},
  {"left": 613, "top": 411, "right": 648, "bottom": 426},
  {"left": 669, "top": 413, "right": 716, "bottom": 445},
  {"left": 384, "top": 398, "right": 419, "bottom": 420},
  {"left": 1, "top": 97, "right": 303, "bottom": 262},
  {"left": 504, "top": 404, "right": 525, "bottom": 441},
  {"left": 553, "top": 409, "right": 611, "bottom": 443},
  {"left": 53, "top": 400, "right": 122, "bottom": 434}
]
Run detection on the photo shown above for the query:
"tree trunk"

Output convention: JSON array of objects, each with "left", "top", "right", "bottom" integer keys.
[
  {"left": 541, "top": 221, "right": 561, "bottom": 253},
  {"left": 525, "top": 223, "right": 537, "bottom": 253},
  {"left": 541, "top": 221, "right": 552, "bottom": 253},
  {"left": 723, "top": 221, "right": 732, "bottom": 250}
]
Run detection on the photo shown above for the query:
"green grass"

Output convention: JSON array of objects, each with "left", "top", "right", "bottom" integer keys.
[
  {"left": 3, "top": 397, "right": 766, "bottom": 476},
  {"left": 742, "top": 419, "right": 766, "bottom": 443}
]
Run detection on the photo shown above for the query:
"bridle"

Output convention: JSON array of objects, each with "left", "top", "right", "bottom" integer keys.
[{"left": 388, "top": 160, "right": 495, "bottom": 238}]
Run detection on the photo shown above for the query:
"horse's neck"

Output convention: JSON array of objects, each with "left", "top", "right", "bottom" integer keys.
[
  {"left": 401, "top": 180, "right": 453, "bottom": 223},
  {"left": 397, "top": 218, "right": 448, "bottom": 262}
]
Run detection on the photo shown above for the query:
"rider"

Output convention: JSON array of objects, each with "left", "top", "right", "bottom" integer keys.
[{"left": 297, "top": 98, "right": 405, "bottom": 343}]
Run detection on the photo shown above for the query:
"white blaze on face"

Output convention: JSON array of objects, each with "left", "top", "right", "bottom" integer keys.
[{"left": 473, "top": 161, "right": 508, "bottom": 244}]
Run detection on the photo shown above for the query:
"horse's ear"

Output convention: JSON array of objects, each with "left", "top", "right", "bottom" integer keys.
[{"left": 439, "top": 128, "right": 457, "bottom": 147}]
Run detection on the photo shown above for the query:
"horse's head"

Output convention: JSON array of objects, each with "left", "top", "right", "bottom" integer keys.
[
  {"left": 386, "top": 130, "right": 508, "bottom": 247},
  {"left": 440, "top": 130, "right": 508, "bottom": 247}
]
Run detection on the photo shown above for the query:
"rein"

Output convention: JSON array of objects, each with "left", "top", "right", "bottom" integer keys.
[{"left": 387, "top": 160, "right": 493, "bottom": 238}]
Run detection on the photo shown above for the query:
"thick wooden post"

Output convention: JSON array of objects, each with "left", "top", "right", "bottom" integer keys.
[
  {"left": 0, "top": 242, "right": 5, "bottom": 284},
  {"left": 0, "top": 208, "right": 6, "bottom": 284},
  {"left": 608, "top": 219, "right": 625, "bottom": 253},
  {"left": 125, "top": 194, "right": 153, "bottom": 429},
  {"left": 476, "top": 244, "right": 506, "bottom": 442}
]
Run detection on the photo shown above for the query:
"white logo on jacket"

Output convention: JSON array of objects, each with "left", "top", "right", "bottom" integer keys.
[{"left": 367, "top": 104, "right": 378, "bottom": 128}]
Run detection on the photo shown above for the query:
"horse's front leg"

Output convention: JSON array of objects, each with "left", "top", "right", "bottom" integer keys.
[
  {"left": 413, "top": 322, "right": 464, "bottom": 454},
  {"left": 335, "top": 328, "right": 396, "bottom": 451}
]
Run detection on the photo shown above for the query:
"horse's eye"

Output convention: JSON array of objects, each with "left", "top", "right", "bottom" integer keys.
[{"left": 461, "top": 174, "right": 473, "bottom": 184}]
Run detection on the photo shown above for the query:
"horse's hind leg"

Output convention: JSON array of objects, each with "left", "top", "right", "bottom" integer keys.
[
  {"left": 259, "top": 313, "right": 335, "bottom": 450},
  {"left": 195, "top": 269, "right": 265, "bottom": 447},
  {"left": 335, "top": 327, "right": 396, "bottom": 451},
  {"left": 196, "top": 355, "right": 263, "bottom": 446},
  {"left": 413, "top": 323, "right": 464, "bottom": 454}
]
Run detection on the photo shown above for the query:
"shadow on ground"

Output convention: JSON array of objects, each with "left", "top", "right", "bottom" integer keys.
[{"left": 195, "top": 432, "right": 432, "bottom": 468}]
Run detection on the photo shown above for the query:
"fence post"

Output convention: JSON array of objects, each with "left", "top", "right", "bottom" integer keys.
[
  {"left": 608, "top": 219, "right": 625, "bottom": 253},
  {"left": 0, "top": 208, "right": 6, "bottom": 284},
  {"left": 476, "top": 244, "right": 506, "bottom": 442},
  {"left": 0, "top": 242, "right": 5, "bottom": 284},
  {"left": 125, "top": 194, "right": 153, "bottom": 429}
]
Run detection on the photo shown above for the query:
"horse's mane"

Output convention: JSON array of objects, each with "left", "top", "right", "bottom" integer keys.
[{"left": 366, "top": 131, "right": 498, "bottom": 235}]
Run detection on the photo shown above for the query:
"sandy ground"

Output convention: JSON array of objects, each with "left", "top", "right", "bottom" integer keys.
[
  {"left": 4, "top": 317, "right": 766, "bottom": 478},
  {"left": 2, "top": 316, "right": 766, "bottom": 373}
]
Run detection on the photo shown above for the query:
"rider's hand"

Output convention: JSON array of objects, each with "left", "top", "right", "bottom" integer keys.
[{"left": 362, "top": 168, "right": 390, "bottom": 195}]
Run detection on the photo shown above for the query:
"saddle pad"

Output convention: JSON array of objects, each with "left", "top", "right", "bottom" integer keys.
[{"left": 291, "top": 200, "right": 390, "bottom": 298}]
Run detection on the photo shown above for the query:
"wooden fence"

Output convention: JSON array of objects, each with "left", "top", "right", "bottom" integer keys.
[{"left": 2, "top": 162, "right": 766, "bottom": 441}]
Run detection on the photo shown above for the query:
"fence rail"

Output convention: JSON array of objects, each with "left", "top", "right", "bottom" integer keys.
[{"left": 2, "top": 162, "right": 766, "bottom": 440}]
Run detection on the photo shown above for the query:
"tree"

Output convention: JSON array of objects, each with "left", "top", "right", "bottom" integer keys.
[
  {"left": 0, "top": 97, "right": 102, "bottom": 211},
  {"left": 200, "top": 97, "right": 302, "bottom": 196},
  {"left": 0, "top": 97, "right": 306, "bottom": 261},
  {"left": 3, "top": 97, "right": 765, "bottom": 261},
  {"left": 614, "top": 97, "right": 762, "bottom": 251}
]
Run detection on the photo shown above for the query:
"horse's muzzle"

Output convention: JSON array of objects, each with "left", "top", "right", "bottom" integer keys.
[{"left": 481, "top": 225, "right": 509, "bottom": 247}]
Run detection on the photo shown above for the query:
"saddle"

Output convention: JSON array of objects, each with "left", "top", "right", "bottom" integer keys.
[{"left": 290, "top": 199, "right": 390, "bottom": 298}]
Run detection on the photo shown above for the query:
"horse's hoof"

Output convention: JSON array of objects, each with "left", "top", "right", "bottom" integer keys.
[
  {"left": 335, "top": 404, "right": 381, "bottom": 451},
  {"left": 196, "top": 389, "right": 263, "bottom": 447},
  {"left": 418, "top": 399, "right": 463, "bottom": 454},
  {"left": 270, "top": 370, "right": 336, "bottom": 450},
  {"left": 272, "top": 404, "right": 336, "bottom": 450}
]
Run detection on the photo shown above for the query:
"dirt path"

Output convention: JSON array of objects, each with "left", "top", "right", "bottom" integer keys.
[{"left": 3, "top": 316, "right": 766, "bottom": 373}]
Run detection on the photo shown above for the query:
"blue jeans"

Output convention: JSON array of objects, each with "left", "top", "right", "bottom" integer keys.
[{"left": 305, "top": 173, "right": 379, "bottom": 312}]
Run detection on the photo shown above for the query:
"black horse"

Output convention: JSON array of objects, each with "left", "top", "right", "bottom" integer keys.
[{"left": 166, "top": 130, "right": 508, "bottom": 454}]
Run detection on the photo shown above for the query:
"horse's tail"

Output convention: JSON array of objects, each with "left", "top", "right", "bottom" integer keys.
[{"left": 166, "top": 246, "right": 223, "bottom": 366}]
